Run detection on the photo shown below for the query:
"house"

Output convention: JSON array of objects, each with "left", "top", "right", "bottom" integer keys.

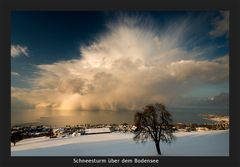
[
  {"left": 84, "top": 127, "right": 111, "bottom": 135},
  {"left": 196, "top": 127, "right": 209, "bottom": 131},
  {"left": 51, "top": 128, "right": 64, "bottom": 138}
]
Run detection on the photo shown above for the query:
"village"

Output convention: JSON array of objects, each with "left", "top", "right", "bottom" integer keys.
[{"left": 11, "top": 114, "right": 229, "bottom": 145}]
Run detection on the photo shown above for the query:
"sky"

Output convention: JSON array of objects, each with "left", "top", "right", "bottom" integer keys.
[{"left": 11, "top": 11, "right": 229, "bottom": 126}]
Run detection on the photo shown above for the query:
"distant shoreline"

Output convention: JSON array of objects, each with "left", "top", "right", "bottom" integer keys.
[{"left": 12, "top": 113, "right": 229, "bottom": 128}]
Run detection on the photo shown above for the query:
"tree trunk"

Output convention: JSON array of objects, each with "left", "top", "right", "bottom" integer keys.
[{"left": 155, "top": 141, "right": 161, "bottom": 155}]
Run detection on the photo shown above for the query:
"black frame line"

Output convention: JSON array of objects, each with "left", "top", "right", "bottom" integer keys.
[{"left": 0, "top": 0, "right": 239, "bottom": 167}]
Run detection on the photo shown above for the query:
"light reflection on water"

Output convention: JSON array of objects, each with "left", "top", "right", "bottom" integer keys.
[{"left": 11, "top": 106, "right": 229, "bottom": 126}]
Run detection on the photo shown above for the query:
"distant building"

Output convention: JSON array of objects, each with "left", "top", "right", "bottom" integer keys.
[
  {"left": 196, "top": 127, "right": 209, "bottom": 131},
  {"left": 131, "top": 125, "right": 137, "bottom": 131},
  {"left": 84, "top": 128, "right": 111, "bottom": 135},
  {"left": 51, "top": 128, "right": 64, "bottom": 138}
]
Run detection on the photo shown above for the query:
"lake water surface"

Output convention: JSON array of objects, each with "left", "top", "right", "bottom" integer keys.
[{"left": 169, "top": 107, "right": 229, "bottom": 124}]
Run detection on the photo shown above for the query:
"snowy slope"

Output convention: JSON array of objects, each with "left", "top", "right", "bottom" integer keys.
[{"left": 11, "top": 130, "right": 229, "bottom": 156}]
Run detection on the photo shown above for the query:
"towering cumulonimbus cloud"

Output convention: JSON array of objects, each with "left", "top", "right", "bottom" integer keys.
[{"left": 11, "top": 15, "right": 229, "bottom": 117}]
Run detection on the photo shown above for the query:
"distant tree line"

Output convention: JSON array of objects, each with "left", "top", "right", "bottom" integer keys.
[
  {"left": 173, "top": 123, "right": 229, "bottom": 131},
  {"left": 11, "top": 126, "right": 53, "bottom": 146}
]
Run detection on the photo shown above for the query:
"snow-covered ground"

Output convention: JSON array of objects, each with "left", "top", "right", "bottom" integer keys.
[{"left": 11, "top": 130, "right": 229, "bottom": 156}]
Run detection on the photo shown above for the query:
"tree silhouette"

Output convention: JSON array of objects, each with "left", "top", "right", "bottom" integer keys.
[
  {"left": 11, "top": 132, "right": 23, "bottom": 146},
  {"left": 133, "top": 103, "right": 175, "bottom": 155}
]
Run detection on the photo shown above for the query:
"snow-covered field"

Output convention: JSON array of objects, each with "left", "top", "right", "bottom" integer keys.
[{"left": 11, "top": 130, "right": 229, "bottom": 156}]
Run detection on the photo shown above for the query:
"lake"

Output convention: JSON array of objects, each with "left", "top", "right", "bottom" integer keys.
[{"left": 169, "top": 106, "right": 229, "bottom": 124}]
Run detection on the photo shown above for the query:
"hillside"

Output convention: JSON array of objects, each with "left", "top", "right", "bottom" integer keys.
[{"left": 11, "top": 130, "right": 229, "bottom": 156}]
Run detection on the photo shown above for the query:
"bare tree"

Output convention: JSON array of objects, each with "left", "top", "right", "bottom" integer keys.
[
  {"left": 11, "top": 131, "right": 23, "bottom": 146},
  {"left": 133, "top": 103, "right": 175, "bottom": 155}
]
